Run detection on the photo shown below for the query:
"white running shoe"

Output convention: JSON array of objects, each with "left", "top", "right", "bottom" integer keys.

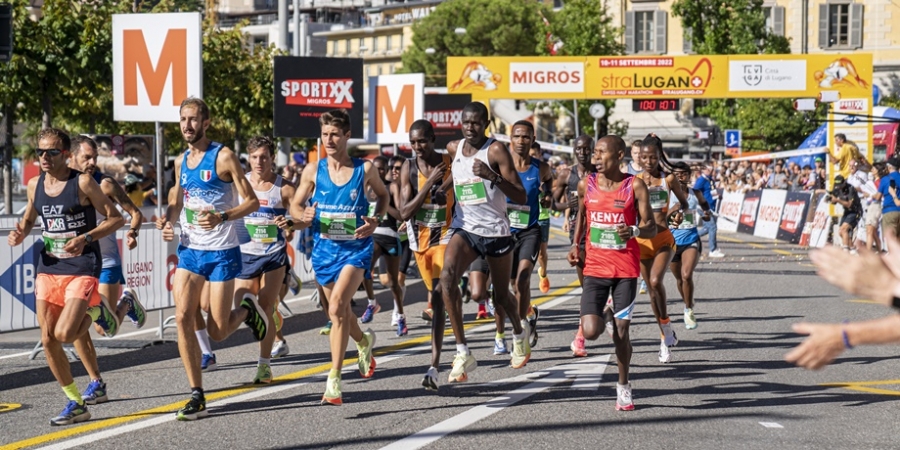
[
  {"left": 391, "top": 311, "right": 400, "bottom": 327},
  {"left": 662, "top": 322, "right": 678, "bottom": 347},
  {"left": 271, "top": 340, "right": 290, "bottom": 358},
  {"left": 708, "top": 249, "right": 726, "bottom": 258},
  {"left": 422, "top": 366, "right": 438, "bottom": 391},
  {"left": 616, "top": 383, "right": 634, "bottom": 411},
  {"left": 684, "top": 308, "right": 697, "bottom": 330},
  {"left": 658, "top": 340, "right": 672, "bottom": 363}
]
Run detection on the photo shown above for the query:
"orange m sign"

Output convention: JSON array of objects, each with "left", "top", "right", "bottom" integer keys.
[
  {"left": 369, "top": 73, "right": 424, "bottom": 144},
  {"left": 376, "top": 84, "right": 415, "bottom": 134},
  {"left": 123, "top": 29, "right": 187, "bottom": 106}
]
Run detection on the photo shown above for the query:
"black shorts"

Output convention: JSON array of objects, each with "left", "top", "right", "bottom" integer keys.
[
  {"left": 238, "top": 251, "right": 287, "bottom": 280},
  {"left": 671, "top": 239, "right": 701, "bottom": 264},
  {"left": 841, "top": 213, "right": 860, "bottom": 229},
  {"left": 452, "top": 228, "right": 513, "bottom": 259},
  {"left": 469, "top": 256, "right": 489, "bottom": 274},
  {"left": 538, "top": 219, "right": 550, "bottom": 244},
  {"left": 581, "top": 277, "right": 637, "bottom": 321},
  {"left": 378, "top": 238, "right": 411, "bottom": 273},
  {"left": 511, "top": 225, "right": 541, "bottom": 277},
  {"left": 373, "top": 233, "right": 403, "bottom": 257}
]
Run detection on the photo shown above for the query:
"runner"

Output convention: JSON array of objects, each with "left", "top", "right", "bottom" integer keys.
[
  {"left": 530, "top": 142, "right": 552, "bottom": 294},
  {"left": 386, "top": 155, "right": 412, "bottom": 326},
  {"left": 291, "top": 109, "right": 385, "bottom": 405},
  {"left": 156, "top": 97, "right": 270, "bottom": 421},
  {"left": 497, "top": 120, "right": 553, "bottom": 350},
  {"left": 439, "top": 101, "right": 531, "bottom": 384},
  {"left": 7, "top": 128, "right": 123, "bottom": 425},
  {"left": 360, "top": 155, "right": 407, "bottom": 336},
  {"left": 234, "top": 136, "right": 296, "bottom": 383},
  {"left": 567, "top": 134, "right": 656, "bottom": 411},
  {"left": 395, "top": 119, "right": 455, "bottom": 390},
  {"left": 668, "top": 162, "right": 712, "bottom": 330},
  {"left": 636, "top": 134, "right": 689, "bottom": 363},
  {"left": 68, "top": 135, "right": 147, "bottom": 406},
  {"left": 627, "top": 140, "right": 648, "bottom": 294}
]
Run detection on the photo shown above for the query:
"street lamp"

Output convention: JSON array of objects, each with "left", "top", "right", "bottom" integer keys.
[
  {"left": 425, "top": 47, "right": 436, "bottom": 55},
  {"left": 454, "top": 27, "right": 466, "bottom": 35}
]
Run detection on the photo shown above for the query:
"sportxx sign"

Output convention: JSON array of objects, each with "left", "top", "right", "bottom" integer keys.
[
  {"left": 112, "top": 13, "right": 203, "bottom": 123},
  {"left": 368, "top": 73, "right": 424, "bottom": 144}
]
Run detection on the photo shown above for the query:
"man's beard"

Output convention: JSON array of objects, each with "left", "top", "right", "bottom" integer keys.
[{"left": 183, "top": 129, "right": 204, "bottom": 145}]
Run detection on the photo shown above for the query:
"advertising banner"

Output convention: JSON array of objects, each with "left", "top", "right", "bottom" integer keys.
[
  {"left": 777, "top": 192, "right": 812, "bottom": 243},
  {"left": 447, "top": 56, "right": 587, "bottom": 100},
  {"left": 807, "top": 196, "right": 833, "bottom": 248},
  {"left": 737, "top": 190, "right": 762, "bottom": 234},
  {"left": 424, "top": 93, "right": 470, "bottom": 149},
  {"left": 274, "top": 56, "right": 364, "bottom": 138},
  {"left": 754, "top": 189, "right": 787, "bottom": 240},
  {"left": 368, "top": 73, "right": 424, "bottom": 144},
  {"left": 586, "top": 56, "right": 729, "bottom": 99},
  {"left": 717, "top": 190, "right": 744, "bottom": 232}
]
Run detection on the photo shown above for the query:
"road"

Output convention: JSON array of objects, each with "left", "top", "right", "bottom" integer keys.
[{"left": 1, "top": 228, "right": 898, "bottom": 450}]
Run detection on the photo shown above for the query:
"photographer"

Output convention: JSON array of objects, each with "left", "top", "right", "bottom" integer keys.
[{"left": 828, "top": 174, "right": 862, "bottom": 251}]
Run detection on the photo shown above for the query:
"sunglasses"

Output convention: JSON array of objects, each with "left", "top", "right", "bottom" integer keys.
[
  {"left": 391, "top": 165, "right": 403, "bottom": 171},
  {"left": 36, "top": 148, "right": 63, "bottom": 157}
]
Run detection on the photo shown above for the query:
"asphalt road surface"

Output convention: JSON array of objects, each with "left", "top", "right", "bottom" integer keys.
[{"left": 1, "top": 228, "right": 898, "bottom": 450}]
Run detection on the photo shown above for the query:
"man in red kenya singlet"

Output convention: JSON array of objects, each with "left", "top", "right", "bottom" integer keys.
[{"left": 567, "top": 135, "right": 656, "bottom": 411}]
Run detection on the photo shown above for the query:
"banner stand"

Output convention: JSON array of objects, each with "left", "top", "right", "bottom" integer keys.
[
  {"left": 28, "top": 341, "right": 79, "bottom": 362},
  {"left": 156, "top": 311, "right": 178, "bottom": 343}
]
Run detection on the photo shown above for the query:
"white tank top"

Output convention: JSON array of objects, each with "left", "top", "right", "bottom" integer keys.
[
  {"left": 450, "top": 138, "right": 509, "bottom": 237},
  {"left": 237, "top": 174, "right": 287, "bottom": 256},
  {"left": 178, "top": 143, "right": 240, "bottom": 251}
]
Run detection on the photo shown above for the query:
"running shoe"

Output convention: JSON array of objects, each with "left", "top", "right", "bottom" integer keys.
[
  {"left": 708, "top": 249, "right": 726, "bottom": 258},
  {"left": 539, "top": 269, "right": 550, "bottom": 293},
  {"left": 93, "top": 300, "right": 119, "bottom": 337},
  {"left": 81, "top": 379, "right": 108, "bottom": 405},
  {"left": 176, "top": 395, "right": 208, "bottom": 421},
  {"left": 422, "top": 367, "right": 439, "bottom": 391},
  {"left": 493, "top": 337, "right": 509, "bottom": 355},
  {"left": 527, "top": 306, "right": 539, "bottom": 348},
  {"left": 487, "top": 299, "right": 496, "bottom": 318},
  {"left": 658, "top": 340, "right": 672, "bottom": 363},
  {"left": 120, "top": 288, "right": 146, "bottom": 328},
  {"left": 319, "top": 321, "right": 332, "bottom": 336},
  {"left": 360, "top": 303, "right": 381, "bottom": 323},
  {"left": 684, "top": 308, "right": 697, "bottom": 330},
  {"left": 570, "top": 335, "right": 587, "bottom": 357},
  {"left": 288, "top": 268, "right": 301, "bottom": 295},
  {"left": 662, "top": 322, "right": 679, "bottom": 347},
  {"left": 240, "top": 293, "right": 269, "bottom": 341},
  {"left": 253, "top": 363, "right": 273, "bottom": 384},
  {"left": 201, "top": 353, "right": 217, "bottom": 372},
  {"left": 391, "top": 311, "right": 400, "bottom": 326},
  {"left": 448, "top": 352, "right": 477, "bottom": 383},
  {"left": 271, "top": 340, "right": 290, "bottom": 358},
  {"left": 421, "top": 308, "right": 434, "bottom": 322},
  {"left": 639, "top": 279, "right": 647, "bottom": 294},
  {"left": 396, "top": 316, "right": 408, "bottom": 337},
  {"left": 321, "top": 375, "right": 342, "bottom": 406},
  {"left": 50, "top": 400, "right": 90, "bottom": 426},
  {"left": 616, "top": 383, "right": 635, "bottom": 411},
  {"left": 356, "top": 329, "right": 377, "bottom": 378},
  {"left": 511, "top": 322, "right": 531, "bottom": 369},
  {"left": 475, "top": 302, "right": 489, "bottom": 320}
]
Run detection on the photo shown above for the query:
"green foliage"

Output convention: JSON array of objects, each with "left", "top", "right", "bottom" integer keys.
[
  {"left": 400, "top": 0, "right": 546, "bottom": 87},
  {"left": 881, "top": 93, "right": 900, "bottom": 110},
  {"left": 672, "top": 0, "right": 816, "bottom": 150}
]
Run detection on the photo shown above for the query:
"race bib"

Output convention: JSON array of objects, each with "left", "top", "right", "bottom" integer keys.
[
  {"left": 649, "top": 189, "right": 669, "bottom": 211},
  {"left": 679, "top": 211, "right": 697, "bottom": 229},
  {"left": 416, "top": 204, "right": 446, "bottom": 227},
  {"left": 589, "top": 223, "right": 626, "bottom": 250},
  {"left": 184, "top": 203, "right": 214, "bottom": 228},
  {"left": 367, "top": 204, "right": 376, "bottom": 217},
  {"left": 319, "top": 211, "right": 356, "bottom": 240},
  {"left": 454, "top": 178, "right": 488, "bottom": 205},
  {"left": 507, "top": 204, "right": 531, "bottom": 229},
  {"left": 43, "top": 231, "right": 77, "bottom": 259},
  {"left": 245, "top": 218, "right": 278, "bottom": 243}
]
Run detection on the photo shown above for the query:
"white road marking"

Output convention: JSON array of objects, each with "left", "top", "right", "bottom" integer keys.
[{"left": 759, "top": 422, "right": 784, "bottom": 428}]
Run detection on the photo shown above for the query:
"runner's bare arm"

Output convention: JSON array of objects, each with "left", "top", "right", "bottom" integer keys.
[
  {"left": 446, "top": 140, "right": 459, "bottom": 159},
  {"left": 291, "top": 163, "right": 318, "bottom": 230},
  {"left": 387, "top": 181, "right": 403, "bottom": 221},
  {"left": 103, "top": 179, "right": 143, "bottom": 233},
  {"left": 365, "top": 160, "right": 390, "bottom": 218},
  {"left": 552, "top": 166, "right": 570, "bottom": 211},
  {"left": 161, "top": 155, "right": 184, "bottom": 229},
  {"left": 481, "top": 141, "right": 525, "bottom": 204},
  {"left": 80, "top": 173, "right": 125, "bottom": 241},
  {"left": 668, "top": 173, "right": 689, "bottom": 211},
  {"left": 218, "top": 148, "right": 259, "bottom": 222},
  {"left": 275, "top": 182, "right": 297, "bottom": 233},
  {"left": 632, "top": 178, "right": 658, "bottom": 239},
  {"left": 8, "top": 178, "right": 39, "bottom": 246},
  {"left": 693, "top": 188, "right": 712, "bottom": 220},
  {"left": 567, "top": 178, "right": 587, "bottom": 266},
  {"left": 397, "top": 159, "right": 446, "bottom": 221},
  {"left": 539, "top": 161, "right": 553, "bottom": 209}
]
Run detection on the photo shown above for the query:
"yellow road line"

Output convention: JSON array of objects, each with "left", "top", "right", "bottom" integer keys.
[
  {"left": 0, "top": 404, "right": 23, "bottom": 415},
  {"left": 847, "top": 299, "right": 879, "bottom": 304},
  {"left": 821, "top": 379, "right": 900, "bottom": 387},
  {"left": 1, "top": 281, "right": 581, "bottom": 450}
]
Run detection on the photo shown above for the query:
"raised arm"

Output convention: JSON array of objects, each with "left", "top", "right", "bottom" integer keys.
[
  {"left": 633, "top": 177, "right": 658, "bottom": 239},
  {"left": 102, "top": 178, "right": 143, "bottom": 248},
  {"left": 397, "top": 159, "right": 447, "bottom": 221},
  {"left": 480, "top": 141, "right": 525, "bottom": 204},
  {"left": 290, "top": 163, "right": 318, "bottom": 230}
]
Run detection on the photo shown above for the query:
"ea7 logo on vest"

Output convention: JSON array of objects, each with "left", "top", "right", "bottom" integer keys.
[{"left": 200, "top": 170, "right": 212, "bottom": 182}]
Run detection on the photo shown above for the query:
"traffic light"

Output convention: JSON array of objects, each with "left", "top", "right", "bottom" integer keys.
[{"left": 0, "top": 3, "right": 11, "bottom": 63}]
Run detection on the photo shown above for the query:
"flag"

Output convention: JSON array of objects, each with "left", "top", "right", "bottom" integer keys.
[{"left": 539, "top": 11, "right": 563, "bottom": 55}]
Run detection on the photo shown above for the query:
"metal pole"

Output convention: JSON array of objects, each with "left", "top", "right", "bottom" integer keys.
[
  {"left": 155, "top": 122, "right": 164, "bottom": 217},
  {"left": 292, "top": 0, "right": 300, "bottom": 56},
  {"left": 3, "top": 106, "right": 12, "bottom": 215},
  {"left": 277, "top": 0, "right": 291, "bottom": 168},
  {"left": 299, "top": 14, "right": 309, "bottom": 57},
  {"left": 573, "top": 99, "right": 580, "bottom": 139},
  {"left": 593, "top": 118, "right": 599, "bottom": 142}
]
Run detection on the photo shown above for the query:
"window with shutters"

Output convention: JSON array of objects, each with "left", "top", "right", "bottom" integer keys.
[
  {"left": 372, "top": 36, "right": 379, "bottom": 52},
  {"left": 635, "top": 11, "right": 655, "bottom": 53},
  {"left": 386, "top": 34, "right": 393, "bottom": 51},
  {"left": 819, "top": 2, "right": 863, "bottom": 49},
  {"left": 626, "top": 10, "right": 667, "bottom": 55},
  {"left": 763, "top": 6, "right": 785, "bottom": 36}
]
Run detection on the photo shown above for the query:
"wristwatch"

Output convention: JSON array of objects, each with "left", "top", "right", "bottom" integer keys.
[
  {"left": 84, "top": 233, "right": 94, "bottom": 245},
  {"left": 219, "top": 212, "right": 229, "bottom": 223}
]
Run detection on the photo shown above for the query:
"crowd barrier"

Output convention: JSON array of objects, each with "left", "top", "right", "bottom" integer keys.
[
  {"left": 0, "top": 206, "right": 316, "bottom": 334},
  {"left": 716, "top": 189, "right": 830, "bottom": 247}
]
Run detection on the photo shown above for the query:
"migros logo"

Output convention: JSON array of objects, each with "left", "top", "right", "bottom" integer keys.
[{"left": 280, "top": 79, "right": 354, "bottom": 108}]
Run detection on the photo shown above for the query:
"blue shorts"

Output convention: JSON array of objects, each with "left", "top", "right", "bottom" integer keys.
[
  {"left": 312, "top": 242, "right": 373, "bottom": 286},
  {"left": 99, "top": 265, "right": 125, "bottom": 285},
  {"left": 177, "top": 245, "right": 242, "bottom": 282},
  {"left": 238, "top": 251, "right": 288, "bottom": 280}
]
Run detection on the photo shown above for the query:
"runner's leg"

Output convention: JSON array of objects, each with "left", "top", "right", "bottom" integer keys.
[
  {"left": 438, "top": 232, "right": 479, "bottom": 346},
  {"left": 173, "top": 269, "right": 206, "bottom": 389}
]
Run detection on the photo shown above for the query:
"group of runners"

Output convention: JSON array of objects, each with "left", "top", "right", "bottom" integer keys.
[{"left": 10, "top": 98, "right": 719, "bottom": 424}]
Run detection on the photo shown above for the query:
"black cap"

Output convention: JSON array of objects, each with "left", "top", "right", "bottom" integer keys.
[
  {"left": 834, "top": 174, "right": 846, "bottom": 184},
  {"left": 888, "top": 157, "right": 900, "bottom": 169}
]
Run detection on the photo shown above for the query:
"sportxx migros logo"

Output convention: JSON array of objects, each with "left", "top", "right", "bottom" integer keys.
[
  {"left": 426, "top": 110, "right": 463, "bottom": 128},
  {"left": 280, "top": 79, "right": 354, "bottom": 108}
]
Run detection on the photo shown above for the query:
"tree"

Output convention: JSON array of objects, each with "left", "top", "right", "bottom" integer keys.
[
  {"left": 672, "top": 0, "right": 820, "bottom": 150},
  {"left": 536, "top": 0, "right": 627, "bottom": 139},
  {"left": 401, "top": 0, "right": 546, "bottom": 87}
]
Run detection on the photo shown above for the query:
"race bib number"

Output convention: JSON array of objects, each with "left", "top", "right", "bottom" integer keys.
[
  {"left": 184, "top": 203, "right": 214, "bottom": 228},
  {"left": 507, "top": 204, "right": 531, "bottom": 229},
  {"left": 319, "top": 212, "right": 356, "bottom": 240},
  {"left": 43, "top": 231, "right": 77, "bottom": 259},
  {"left": 649, "top": 189, "right": 669, "bottom": 211},
  {"left": 416, "top": 204, "right": 447, "bottom": 227},
  {"left": 589, "top": 223, "right": 626, "bottom": 250},
  {"left": 679, "top": 211, "right": 696, "bottom": 229},
  {"left": 245, "top": 218, "right": 278, "bottom": 243},
  {"left": 454, "top": 178, "right": 488, "bottom": 205}
]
